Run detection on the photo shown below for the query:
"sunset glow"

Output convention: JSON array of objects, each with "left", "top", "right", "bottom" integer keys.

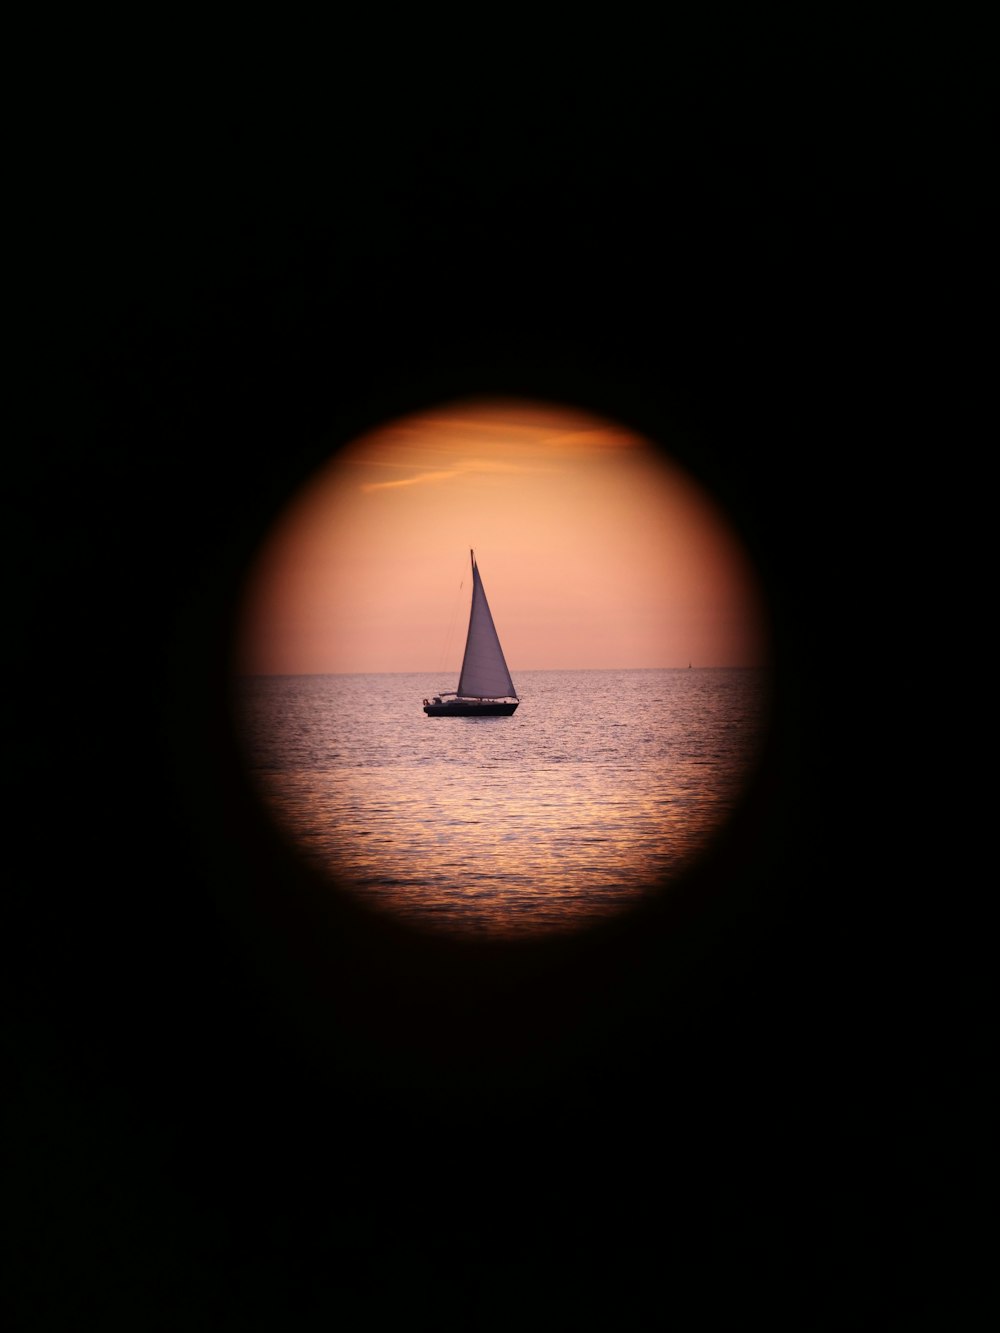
[{"left": 235, "top": 398, "right": 768, "bottom": 677}]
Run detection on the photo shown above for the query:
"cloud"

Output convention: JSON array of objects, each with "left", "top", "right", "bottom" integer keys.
[
  {"left": 360, "top": 470, "right": 461, "bottom": 493},
  {"left": 360, "top": 456, "right": 558, "bottom": 493}
]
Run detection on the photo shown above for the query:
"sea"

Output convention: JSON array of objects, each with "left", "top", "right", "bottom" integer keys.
[{"left": 235, "top": 668, "right": 769, "bottom": 940}]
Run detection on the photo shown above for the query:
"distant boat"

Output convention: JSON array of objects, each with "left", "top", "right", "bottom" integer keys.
[{"left": 423, "top": 550, "right": 519, "bottom": 717}]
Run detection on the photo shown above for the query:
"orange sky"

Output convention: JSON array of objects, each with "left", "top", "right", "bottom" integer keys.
[{"left": 235, "top": 398, "right": 769, "bottom": 675}]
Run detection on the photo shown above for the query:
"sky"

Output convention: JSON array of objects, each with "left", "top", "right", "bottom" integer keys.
[{"left": 234, "top": 397, "right": 769, "bottom": 675}]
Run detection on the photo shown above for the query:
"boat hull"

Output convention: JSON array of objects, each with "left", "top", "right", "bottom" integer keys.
[{"left": 423, "top": 700, "right": 518, "bottom": 716}]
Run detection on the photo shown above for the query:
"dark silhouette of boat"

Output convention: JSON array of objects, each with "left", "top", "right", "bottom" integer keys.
[{"left": 423, "top": 551, "right": 519, "bottom": 717}]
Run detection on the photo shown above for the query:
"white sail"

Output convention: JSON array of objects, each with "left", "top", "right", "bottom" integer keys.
[{"left": 455, "top": 551, "right": 517, "bottom": 699}]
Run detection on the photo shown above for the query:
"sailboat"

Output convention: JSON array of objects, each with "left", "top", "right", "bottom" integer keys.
[{"left": 423, "top": 550, "right": 519, "bottom": 716}]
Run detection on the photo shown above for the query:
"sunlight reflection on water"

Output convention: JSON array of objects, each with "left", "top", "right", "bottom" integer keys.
[{"left": 236, "top": 668, "right": 767, "bottom": 939}]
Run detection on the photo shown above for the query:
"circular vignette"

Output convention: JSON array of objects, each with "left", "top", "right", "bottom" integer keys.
[{"left": 228, "top": 394, "right": 775, "bottom": 946}]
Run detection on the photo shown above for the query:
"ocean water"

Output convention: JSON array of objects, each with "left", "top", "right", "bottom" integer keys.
[{"left": 236, "top": 668, "right": 768, "bottom": 940}]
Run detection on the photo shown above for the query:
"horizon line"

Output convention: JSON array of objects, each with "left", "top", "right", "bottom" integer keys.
[{"left": 234, "top": 664, "right": 765, "bottom": 679}]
